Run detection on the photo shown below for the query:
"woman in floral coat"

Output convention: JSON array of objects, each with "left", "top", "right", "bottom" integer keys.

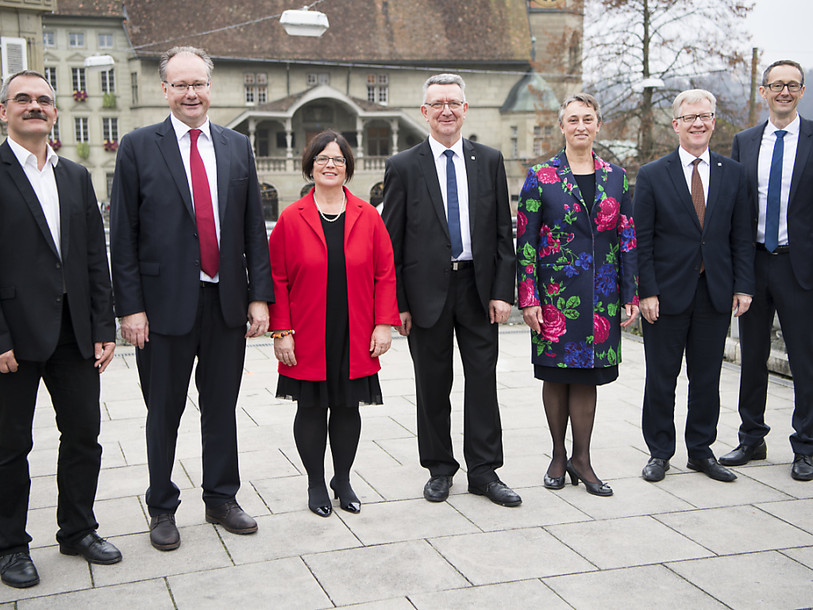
[{"left": 516, "top": 93, "right": 638, "bottom": 496}]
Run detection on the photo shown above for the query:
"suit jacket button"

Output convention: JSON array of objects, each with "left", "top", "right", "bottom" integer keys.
[
  {"left": 56, "top": 263, "right": 61, "bottom": 269},
  {"left": 56, "top": 296, "right": 62, "bottom": 302},
  {"left": 195, "top": 259, "right": 200, "bottom": 266}
]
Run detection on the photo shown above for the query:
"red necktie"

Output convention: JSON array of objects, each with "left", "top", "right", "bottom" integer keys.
[{"left": 189, "top": 128, "right": 219, "bottom": 277}]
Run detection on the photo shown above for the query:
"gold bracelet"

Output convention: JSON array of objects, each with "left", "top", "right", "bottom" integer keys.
[{"left": 271, "top": 329, "right": 295, "bottom": 339}]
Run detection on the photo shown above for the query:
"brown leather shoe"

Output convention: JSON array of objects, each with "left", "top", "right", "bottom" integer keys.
[
  {"left": 205, "top": 500, "right": 258, "bottom": 534},
  {"left": 149, "top": 514, "right": 180, "bottom": 551}
]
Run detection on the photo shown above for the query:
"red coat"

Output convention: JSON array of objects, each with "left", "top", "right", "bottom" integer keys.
[{"left": 268, "top": 188, "right": 400, "bottom": 380}]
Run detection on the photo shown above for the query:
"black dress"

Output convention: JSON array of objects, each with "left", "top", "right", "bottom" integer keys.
[
  {"left": 276, "top": 212, "right": 384, "bottom": 407},
  {"left": 533, "top": 172, "right": 619, "bottom": 386}
]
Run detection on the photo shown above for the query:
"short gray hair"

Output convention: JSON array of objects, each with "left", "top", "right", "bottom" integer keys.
[
  {"left": 0, "top": 70, "right": 55, "bottom": 104},
  {"left": 159, "top": 46, "right": 214, "bottom": 82},
  {"left": 422, "top": 73, "right": 466, "bottom": 103},
  {"left": 672, "top": 89, "right": 716, "bottom": 119},
  {"left": 558, "top": 92, "right": 602, "bottom": 125}
]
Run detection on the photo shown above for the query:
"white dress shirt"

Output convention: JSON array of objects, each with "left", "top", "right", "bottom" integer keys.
[
  {"left": 7, "top": 136, "right": 62, "bottom": 259},
  {"left": 170, "top": 113, "right": 221, "bottom": 282},
  {"left": 756, "top": 115, "right": 799, "bottom": 246},
  {"left": 428, "top": 135, "right": 472, "bottom": 261},
  {"left": 678, "top": 145, "right": 710, "bottom": 207}
]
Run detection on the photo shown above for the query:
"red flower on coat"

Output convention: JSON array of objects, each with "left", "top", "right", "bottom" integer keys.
[
  {"left": 546, "top": 282, "right": 560, "bottom": 295},
  {"left": 537, "top": 167, "right": 560, "bottom": 184},
  {"left": 595, "top": 197, "right": 619, "bottom": 231},
  {"left": 540, "top": 305, "right": 566, "bottom": 342},
  {"left": 539, "top": 225, "right": 561, "bottom": 256},
  {"left": 516, "top": 211, "right": 528, "bottom": 239},
  {"left": 518, "top": 278, "right": 537, "bottom": 307},
  {"left": 594, "top": 314, "right": 611, "bottom": 344}
]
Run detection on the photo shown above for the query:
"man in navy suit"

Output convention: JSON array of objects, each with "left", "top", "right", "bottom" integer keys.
[
  {"left": 0, "top": 70, "right": 121, "bottom": 588},
  {"left": 382, "top": 74, "right": 520, "bottom": 507},
  {"left": 719, "top": 60, "right": 813, "bottom": 481},
  {"left": 110, "top": 47, "right": 273, "bottom": 550},
  {"left": 634, "top": 89, "right": 754, "bottom": 483}
]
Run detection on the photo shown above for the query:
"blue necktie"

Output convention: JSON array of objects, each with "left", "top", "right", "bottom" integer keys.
[
  {"left": 444, "top": 149, "right": 463, "bottom": 258},
  {"left": 765, "top": 129, "right": 787, "bottom": 252}
]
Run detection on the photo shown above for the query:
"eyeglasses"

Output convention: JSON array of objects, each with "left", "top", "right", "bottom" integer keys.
[
  {"left": 314, "top": 155, "right": 346, "bottom": 166},
  {"left": 164, "top": 81, "right": 210, "bottom": 92},
  {"left": 2, "top": 94, "right": 55, "bottom": 107},
  {"left": 676, "top": 112, "right": 715, "bottom": 124},
  {"left": 764, "top": 81, "right": 803, "bottom": 92},
  {"left": 423, "top": 101, "right": 464, "bottom": 111}
]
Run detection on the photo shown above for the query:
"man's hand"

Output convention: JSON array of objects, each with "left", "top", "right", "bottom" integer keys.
[
  {"left": 521, "top": 305, "right": 542, "bottom": 334},
  {"left": 246, "top": 300, "right": 270, "bottom": 338},
  {"left": 0, "top": 349, "right": 18, "bottom": 374},
  {"left": 121, "top": 312, "right": 149, "bottom": 348},
  {"left": 396, "top": 311, "right": 412, "bottom": 337},
  {"left": 369, "top": 324, "right": 392, "bottom": 358},
  {"left": 273, "top": 334, "right": 297, "bottom": 367},
  {"left": 620, "top": 303, "right": 640, "bottom": 328},
  {"left": 94, "top": 341, "right": 116, "bottom": 373},
  {"left": 639, "top": 296, "right": 660, "bottom": 324},
  {"left": 489, "top": 299, "right": 511, "bottom": 324},
  {"left": 732, "top": 294, "right": 752, "bottom": 318}
]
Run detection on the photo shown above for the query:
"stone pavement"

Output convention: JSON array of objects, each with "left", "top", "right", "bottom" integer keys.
[{"left": 3, "top": 327, "right": 813, "bottom": 609}]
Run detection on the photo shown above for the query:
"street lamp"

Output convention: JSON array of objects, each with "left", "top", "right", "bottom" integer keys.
[{"left": 279, "top": 7, "right": 330, "bottom": 37}]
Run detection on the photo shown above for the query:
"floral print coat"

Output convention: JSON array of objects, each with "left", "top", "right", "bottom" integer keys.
[{"left": 516, "top": 150, "right": 638, "bottom": 369}]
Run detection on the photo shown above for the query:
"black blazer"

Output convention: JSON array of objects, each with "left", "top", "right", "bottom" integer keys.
[
  {"left": 381, "top": 138, "right": 515, "bottom": 328},
  {"left": 634, "top": 147, "right": 754, "bottom": 315},
  {"left": 0, "top": 140, "right": 114, "bottom": 361},
  {"left": 110, "top": 117, "right": 273, "bottom": 335},
  {"left": 732, "top": 116, "right": 813, "bottom": 290}
]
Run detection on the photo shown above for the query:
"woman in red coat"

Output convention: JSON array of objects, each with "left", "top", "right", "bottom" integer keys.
[{"left": 268, "top": 130, "right": 400, "bottom": 517}]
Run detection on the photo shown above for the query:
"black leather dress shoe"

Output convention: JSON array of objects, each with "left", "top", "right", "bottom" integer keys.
[
  {"left": 206, "top": 500, "right": 258, "bottom": 534},
  {"left": 719, "top": 441, "right": 767, "bottom": 466},
  {"left": 0, "top": 552, "right": 39, "bottom": 588},
  {"left": 687, "top": 456, "right": 737, "bottom": 482},
  {"left": 59, "top": 532, "right": 122, "bottom": 565},
  {"left": 468, "top": 480, "right": 522, "bottom": 507},
  {"left": 642, "top": 457, "right": 670, "bottom": 482},
  {"left": 150, "top": 514, "right": 180, "bottom": 551},
  {"left": 423, "top": 475, "right": 453, "bottom": 502},
  {"left": 791, "top": 454, "right": 813, "bottom": 481}
]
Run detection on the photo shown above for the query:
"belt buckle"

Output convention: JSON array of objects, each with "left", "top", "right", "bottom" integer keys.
[{"left": 452, "top": 261, "right": 460, "bottom": 271}]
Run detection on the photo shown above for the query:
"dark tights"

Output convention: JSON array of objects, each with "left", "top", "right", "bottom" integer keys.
[
  {"left": 293, "top": 405, "right": 361, "bottom": 503},
  {"left": 542, "top": 382, "right": 600, "bottom": 483}
]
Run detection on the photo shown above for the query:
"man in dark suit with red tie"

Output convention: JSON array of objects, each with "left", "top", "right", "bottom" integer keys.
[
  {"left": 719, "top": 60, "right": 813, "bottom": 481},
  {"left": 382, "top": 74, "right": 520, "bottom": 507},
  {"left": 110, "top": 47, "right": 274, "bottom": 550},
  {"left": 0, "top": 70, "right": 121, "bottom": 588},
  {"left": 635, "top": 89, "right": 754, "bottom": 484}
]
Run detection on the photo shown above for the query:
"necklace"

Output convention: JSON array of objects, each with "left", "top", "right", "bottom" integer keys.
[{"left": 313, "top": 191, "right": 346, "bottom": 223}]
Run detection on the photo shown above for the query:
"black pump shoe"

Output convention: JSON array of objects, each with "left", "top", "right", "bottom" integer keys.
[
  {"left": 307, "top": 485, "right": 332, "bottom": 518},
  {"left": 330, "top": 478, "right": 361, "bottom": 513},
  {"left": 566, "top": 459, "right": 613, "bottom": 496},
  {"left": 543, "top": 472, "right": 566, "bottom": 490}
]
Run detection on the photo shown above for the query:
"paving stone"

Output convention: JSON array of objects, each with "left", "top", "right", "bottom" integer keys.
[
  {"left": 410, "top": 579, "right": 569, "bottom": 609},
  {"left": 737, "top": 463, "right": 813, "bottom": 500},
  {"left": 430, "top": 527, "right": 596, "bottom": 584},
  {"left": 335, "top": 598, "right": 415, "bottom": 609},
  {"left": 17, "top": 578, "right": 174, "bottom": 610},
  {"left": 544, "top": 564, "right": 726, "bottom": 610},
  {"left": 547, "top": 515, "right": 712, "bottom": 570},
  {"left": 558, "top": 476, "right": 695, "bottom": 520},
  {"left": 655, "top": 505, "right": 813, "bottom": 555},
  {"left": 758, "top": 498, "right": 813, "bottom": 535},
  {"left": 304, "top": 540, "right": 469, "bottom": 606},
  {"left": 643, "top": 468, "right": 793, "bottom": 508},
  {"left": 667, "top": 551, "right": 813, "bottom": 609}
]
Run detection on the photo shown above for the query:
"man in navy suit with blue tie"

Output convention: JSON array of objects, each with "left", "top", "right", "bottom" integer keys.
[
  {"left": 719, "top": 60, "right": 813, "bottom": 481},
  {"left": 635, "top": 89, "right": 754, "bottom": 484}
]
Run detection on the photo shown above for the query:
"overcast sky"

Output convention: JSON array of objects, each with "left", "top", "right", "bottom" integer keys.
[{"left": 746, "top": 0, "right": 813, "bottom": 70}]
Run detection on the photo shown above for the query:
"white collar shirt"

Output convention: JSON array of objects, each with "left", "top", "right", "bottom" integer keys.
[
  {"left": 756, "top": 114, "right": 800, "bottom": 246},
  {"left": 170, "top": 113, "right": 221, "bottom": 281},
  {"left": 428, "top": 135, "right": 471, "bottom": 261},
  {"left": 7, "top": 136, "right": 62, "bottom": 259},
  {"left": 678, "top": 146, "right": 711, "bottom": 207}
]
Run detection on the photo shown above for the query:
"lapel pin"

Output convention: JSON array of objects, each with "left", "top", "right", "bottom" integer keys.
[
  {"left": 717, "top": 162, "right": 722, "bottom": 166},
  {"left": 471, "top": 156, "right": 475, "bottom": 160}
]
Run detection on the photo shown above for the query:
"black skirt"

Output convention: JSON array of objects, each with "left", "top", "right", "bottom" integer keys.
[
  {"left": 275, "top": 211, "right": 383, "bottom": 409},
  {"left": 534, "top": 364, "right": 618, "bottom": 386}
]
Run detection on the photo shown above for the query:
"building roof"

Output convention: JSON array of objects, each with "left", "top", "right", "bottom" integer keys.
[
  {"left": 52, "top": 0, "right": 123, "bottom": 18},
  {"left": 119, "top": 0, "right": 531, "bottom": 64}
]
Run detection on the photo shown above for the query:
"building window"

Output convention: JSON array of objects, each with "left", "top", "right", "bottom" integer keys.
[
  {"left": 74, "top": 117, "right": 89, "bottom": 143},
  {"left": 71, "top": 67, "right": 87, "bottom": 92},
  {"left": 68, "top": 32, "right": 85, "bottom": 48},
  {"left": 366, "top": 126, "right": 390, "bottom": 156},
  {"left": 533, "top": 125, "right": 543, "bottom": 156},
  {"left": 106, "top": 173, "right": 115, "bottom": 199},
  {"left": 244, "top": 73, "right": 268, "bottom": 105},
  {"left": 130, "top": 72, "right": 139, "bottom": 104},
  {"left": 50, "top": 121, "right": 60, "bottom": 143},
  {"left": 102, "top": 117, "right": 118, "bottom": 142},
  {"left": 510, "top": 125, "right": 518, "bottom": 158},
  {"left": 306, "top": 72, "right": 329, "bottom": 86},
  {"left": 367, "top": 74, "right": 388, "bottom": 105},
  {"left": 101, "top": 69, "right": 115, "bottom": 93},
  {"left": 44, "top": 67, "right": 57, "bottom": 91},
  {"left": 43, "top": 31, "right": 56, "bottom": 47},
  {"left": 98, "top": 33, "right": 113, "bottom": 49}
]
